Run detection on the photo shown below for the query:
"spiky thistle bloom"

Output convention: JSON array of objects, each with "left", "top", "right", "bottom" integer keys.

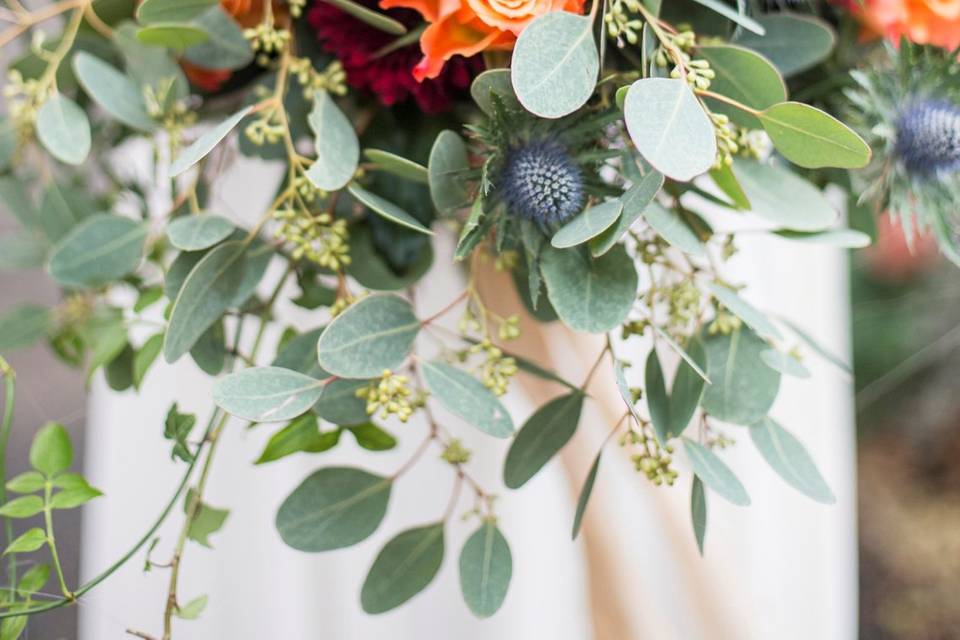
[
  {"left": 846, "top": 43, "right": 960, "bottom": 265},
  {"left": 894, "top": 99, "right": 960, "bottom": 176},
  {"left": 500, "top": 140, "right": 585, "bottom": 224}
]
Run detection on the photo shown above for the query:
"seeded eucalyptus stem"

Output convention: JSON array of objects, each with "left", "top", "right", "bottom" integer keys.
[{"left": 0, "top": 357, "right": 16, "bottom": 595}]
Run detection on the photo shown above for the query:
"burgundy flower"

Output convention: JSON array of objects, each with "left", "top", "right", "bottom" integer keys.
[{"left": 307, "top": 0, "right": 483, "bottom": 113}]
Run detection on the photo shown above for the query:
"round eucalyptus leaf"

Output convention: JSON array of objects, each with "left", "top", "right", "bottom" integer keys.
[
  {"left": 48, "top": 214, "right": 147, "bottom": 288},
  {"left": 427, "top": 130, "right": 470, "bottom": 214},
  {"left": 511, "top": 13, "right": 598, "bottom": 119},
  {"left": 276, "top": 467, "right": 391, "bottom": 551},
  {"left": 551, "top": 200, "right": 622, "bottom": 249},
  {"left": 182, "top": 6, "right": 253, "bottom": 71},
  {"left": 749, "top": 417, "right": 835, "bottom": 504},
  {"left": 504, "top": 392, "right": 583, "bottom": 489},
  {"left": 459, "top": 521, "right": 512, "bottom": 618},
  {"left": 305, "top": 91, "right": 359, "bottom": 191},
  {"left": 758, "top": 102, "right": 871, "bottom": 169},
  {"left": 36, "top": 93, "right": 91, "bottom": 165},
  {"left": 540, "top": 245, "right": 638, "bottom": 334},
  {"left": 733, "top": 159, "right": 837, "bottom": 231},
  {"left": 624, "top": 78, "right": 716, "bottom": 181},
  {"left": 361, "top": 523, "right": 445, "bottom": 614},
  {"left": 700, "top": 326, "right": 780, "bottom": 426},
  {"left": 682, "top": 437, "right": 750, "bottom": 506},
  {"left": 166, "top": 215, "right": 236, "bottom": 251},
  {"left": 733, "top": 13, "right": 835, "bottom": 77},
  {"left": 421, "top": 361, "right": 513, "bottom": 438},
  {"left": 316, "top": 294, "right": 420, "bottom": 378},
  {"left": 213, "top": 366, "right": 326, "bottom": 422},
  {"left": 697, "top": 44, "right": 786, "bottom": 128},
  {"left": 273, "top": 328, "right": 328, "bottom": 379},
  {"left": 470, "top": 69, "right": 521, "bottom": 116}
]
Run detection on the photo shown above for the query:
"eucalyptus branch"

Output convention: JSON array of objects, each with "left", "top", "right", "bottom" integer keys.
[{"left": 0, "top": 0, "right": 82, "bottom": 49}]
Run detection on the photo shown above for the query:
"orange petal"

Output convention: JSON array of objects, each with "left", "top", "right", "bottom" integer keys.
[{"left": 414, "top": 15, "right": 502, "bottom": 80}]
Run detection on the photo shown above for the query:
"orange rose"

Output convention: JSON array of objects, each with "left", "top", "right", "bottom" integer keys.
[
  {"left": 381, "top": 0, "right": 585, "bottom": 81},
  {"left": 851, "top": 0, "right": 960, "bottom": 50}
]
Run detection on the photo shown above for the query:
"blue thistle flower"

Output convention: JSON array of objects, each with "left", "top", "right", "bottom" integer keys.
[
  {"left": 895, "top": 99, "right": 960, "bottom": 176},
  {"left": 500, "top": 140, "right": 584, "bottom": 224}
]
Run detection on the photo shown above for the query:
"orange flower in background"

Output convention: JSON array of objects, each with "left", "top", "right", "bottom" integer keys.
[
  {"left": 381, "top": 0, "right": 585, "bottom": 81},
  {"left": 851, "top": 0, "right": 960, "bottom": 50}
]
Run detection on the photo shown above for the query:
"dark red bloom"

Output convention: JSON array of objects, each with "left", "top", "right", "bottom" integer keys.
[{"left": 307, "top": 0, "right": 483, "bottom": 113}]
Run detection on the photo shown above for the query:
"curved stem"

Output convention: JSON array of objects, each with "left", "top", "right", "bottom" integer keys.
[{"left": 0, "top": 357, "right": 16, "bottom": 595}]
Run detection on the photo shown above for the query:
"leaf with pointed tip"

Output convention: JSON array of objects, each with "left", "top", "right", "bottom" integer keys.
[
  {"left": 707, "top": 283, "right": 782, "bottom": 340},
  {"left": 361, "top": 523, "right": 444, "bottom": 614},
  {"left": 504, "top": 392, "right": 583, "bottom": 489},
  {"left": 691, "top": 475, "right": 707, "bottom": 554},
  {"left": 571, "top": 451, "right": 601, "bottom": 540},
  {"left": 551, "top": 200, "right": 622, "bottom": 249},
  {"left": 170, "top": 106, "right": 252, "bottom": 176},
  {"left": 365, "top": 149, "right": 428, "bottom": 183},
  {"left": 682, "top": 438, "right": 750, "bottom": 506},
  {"left": 590, "top": 170, "right": 664, "bottom": 256},
  {"left": 668, "top": 337, "right": 708, "bottom": 436},
  {"left": 749, "top": 417, "right": 835, "bottom": 503},
  {"left": 48, "top": 214, "right": 147, "bottom": 288},
  {"left": 460, "top": 521, "right": 512, "bottom": 618},
  {"left": 348, "top": 184, "right": 433, "bottom": 235},
  {"left": 645, "top": 349, "right": 671, "bottom": 445},
  {"left": 758, "top": 102, "right": 871, "bottom": 169},
  {"left": 276, "top": 467, "right": 392, "bottom": 551}
]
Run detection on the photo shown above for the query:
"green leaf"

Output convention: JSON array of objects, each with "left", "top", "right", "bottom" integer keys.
[
  {"left": 316, "top": 293, "right": 420, "bottom": 378},
  {"left": 182, "top": 6, "right": 253, "bottom": 70},
  {"left": 779, "top": 317, "right": 851, "bottom": 375},
  {"left": 733, "top": 159, "right": 837, "bottom": 231},
  {"left": 346, "top": 225, "right": 434, "bottom": 290},
  {"left": 305, "top": 91, "right": 359, "bottom": 191},
  {"left": 361, "top": 523, "right": 444, "bottom": 614},
  {"left": 701, "top": 326, "right": 780, "bottom": 426},
  {"left": 166, "top": 215, "right": 236, "bottom": 251},
  {"left": 456, "top": 196, "right": 486, "bottom": 261},
  {"left": 170, "top": 106, "right": 252, "bottom": 176},
  {"left": 642, "top": 201, "right": 706, "bottom": 256},
  {"left": 256, "top": 414, "right": 341, "bottom": 464},
  {"left": 668, "top": 337, "right": 707, "bottom": 436},
  {"left": 6, "top": 471, "right": 45, "bottom": 494},
  {"left": 347, "top": 184, "right": 433, "bottom": 235},
  {"left": 682, "top": 438, "right": 750, "bottom": 506},
  {"left": 30, "top": 422, "right": 72, "bottom": 476},
  {"left": 0, "top": 176, "right": 37, "bottom": 231},
  {"left": 653, "top": 325, "right": 710, "bottom": 383},
  {"left": 176, "top": 594, "right": 208, "bottom": 620},
  {"left": 427, "top": 130, "right": 470, "bottom": 213},
  {"left": 36, "top": 93, "right": 91, "bottom": 165},
  {"left": 272, "top": 327, "right": 328, "bottom": 378},
  {"left": 551, "top": 200, "right": 622, "bottom": 249},
  {"left": 365, "top": 149, "right": 428, "bottom": 183},
  {"left": 16, "top": 564, "right": 49, "bottom": 597},
  {"left": 709, "top": 163, "right": 750, "bottom": 210},
  {"left": 213, "top": 366, "right": 326, "bottom": 422},
  {"left": 0, "top": 119, "right": 15, "bottom": 171},
  {"left": 164, "top": 241, "right": 247, "bottom": 362},
  {"left": 72, "top": 52, "right": 156, "bottom": 132},
  {"left": 133, "top": 333, "right": 162, "bottom": 389},
  {"left": 707, "top": 283, "right": 781, "bottom": 341},
  {"left": 571, "top": 451, "right": 601, "bottom": 540},
  {"left": 136, "top": 23, "right": 209, "bottom": 48},
  {"left": 470, "top": 69, "right": 521, "bottom": 116},
  {"left": 315, "top": 378, "right": 371, "bottom": 425},
  {"left": 50, "top": 484, "right": 102, "bottom": 509},
  {"left": 540, "top": 245, "right": 638, "bottom": 333},
  {"left": 749, "top": 417, "right": 835, "bottom": 504},
  {"left": 164, "top": 403, "right": 197, "bottom": 463},
  {"left": 137, "top": 0, "right": 217, "bottom": 23},
  {"left": 687, "top": 0, "right": 765, "bottom": 34},
  {"left": 185, "top": 490, "right": 229, "bottom": 547},
  {"left": 758, "top": 102, "right": 871, "bottom": 169},
  {"left": 589, "top": 170, "right": 664, "bottom": 257},
  {"left": 504, "top": 392, "right": 583, "bottom": 489},
  {"left": 0, "top": 233, "right": 47, "bottom": 270},
  {"left": 459, "top": 521, "right": 512, "bottom": 618},
  {"left": 696, "top": 45, "right": 786, "bottom": 128},
  {"left": 773, "top": 228, "right": 871, "bottom": 248},
  {"left": 0, "top": 496, "right": 44, "bottom": 519},
  {"left": 733, "top": 13, "right": 835, "bottom": 77},
  {"left": 511, "top": 13, "right": 598, "bottom": 119},
  {"left": 3, "top": 528, "right": 46, "bottom": 555},
  {"left": 624, "top": 78, "right": 716, "bottom": 181},
  {"left": 645, "top": 349, "right": 671, "bottom": 445},
  {"left": 421, "top": 361, "right": 513, "bottom": 438},
  {"left": 48, "top": 214, "right": 147, "bottom": 288},
  {"left": 759, "top": 348, "right": 810, "bottom": 379},
  {"left": 322, "top": 0, "right": 406, "bottom": 35},
  {"left": 347, "top": 423, "right": 397, "bottom": 451},
  {"left": 0, "top": 305, "right": 51, "bottom": 352},
  {"left": 614, "top": 361, "right": 643, "bottom": 429},
  {"left": 691, "top": 475, "right": 707, "bottom": 554},
  {"left": 39, "top": 182, "right": 93, "bottom": 243},
  {"left": 275, "top": 466, "right": 392, "bottom": 551},
  {"left": 0, "top": 615, "right": 27, "bottom": 640}
]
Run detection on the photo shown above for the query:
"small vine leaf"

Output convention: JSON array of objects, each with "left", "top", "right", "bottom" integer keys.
[
  {"left": 361, "top": 523, "right": 445, "bottom": 614},
  {"left": 276, "top": 467, "right": 392, "bottom": 551},
  {"left": 30, "top": 422, "right": 72, "bottom": 477}
]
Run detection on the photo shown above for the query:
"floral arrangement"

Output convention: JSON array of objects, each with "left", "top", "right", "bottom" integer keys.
[{"left": 0, "top": 0, "right": 956, "bottom": 635}]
